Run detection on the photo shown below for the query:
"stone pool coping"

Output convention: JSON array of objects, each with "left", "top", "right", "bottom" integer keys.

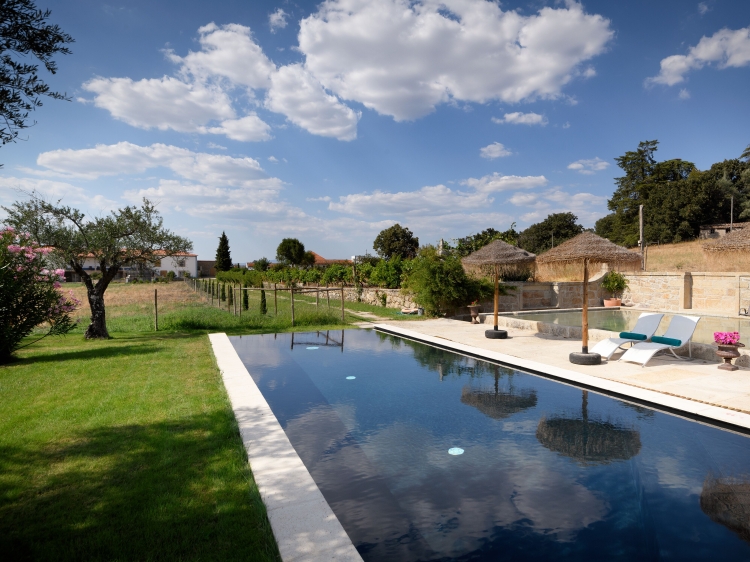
[
  {"left": 373, "top": 323, "right": 750, "bottom": 434},
  {"left": 208, "top": 333, "right": 363, "bottom": 562}
]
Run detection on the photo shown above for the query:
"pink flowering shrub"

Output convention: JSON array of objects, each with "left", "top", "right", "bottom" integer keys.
[
  {"left": 0, "top": 226, "right": 80, "bottom": 362},
  {"left": 714, "top": 331, "right": 741, "bottom": 345}
]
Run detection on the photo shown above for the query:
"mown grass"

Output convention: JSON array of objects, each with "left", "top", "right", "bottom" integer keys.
[{"left": 0, "top": 281, "right": 364, "bottom": 561}]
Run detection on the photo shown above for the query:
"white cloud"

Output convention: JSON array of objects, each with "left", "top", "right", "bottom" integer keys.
[
  {"left": 166, "top": 23, "right": 275, "bottom": 89},
  {"left": 329, "top": 173, "right": 546, "bottom": 216},
  {"left": 492, "top": 112, "right": 548, "bottom": 126},
  {"left": 265, "top": 64, "right": 360, "bottom": 140},
  {"left": 461, "top": 172, "right": 547, "bottom": 193},
  {"left": 269, "top": 9, "right": 288, "bottom": 32},
  {"left": 35, "top": 142, "right": 277, "bottom": 189},
  {"left": 268, "top": 156, "right": 279, "bottom": 162},
  {"left": 83, "top": 76, "right": 235, "bottom": 132},
  {"left": 679, "top": 88, "right": 691, "bottom": 100},
  {"left": 0, "top": 176, "right": 117, "bottom": 211},
  {"left": 698, "top": 3, "right": 709, "bottom": 16},
  {"left": 480, "top": 142, "right": 512, "bottom": 159},
  {"left": 207, "top": 142, "right": 227, "bottom": 150},
  {"left": 646, "top": 26, "right": 750, "bottom": 87},
  {"left": 567, "top": 157, "right": 610, "bottom": 174},
  {"left": 562, "top": 121, "right": 571, "bottom": 129},
  {"left": 298, "top": 0, "right": 613, "bottom": 121},
  {"left": 508, "top": 187, "right": 608, "bottom": 226},
  {"left": 203, "top": 113, "right": 272, "bottom": 141}
]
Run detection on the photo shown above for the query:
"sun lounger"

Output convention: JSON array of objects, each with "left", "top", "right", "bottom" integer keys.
[
  {"left": 619, "top": 315, "right": 700, "bottom": 367},
  {"left": 590, "top": 312, "right": 664, "bottom": 360}
]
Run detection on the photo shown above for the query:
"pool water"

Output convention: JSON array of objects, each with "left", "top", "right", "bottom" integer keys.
[
  {"left": 512, "top": 308, "right": 750, "bottom": 347},
  {"left": 231, "top": 330, "right": 750, "bottom": 561}
]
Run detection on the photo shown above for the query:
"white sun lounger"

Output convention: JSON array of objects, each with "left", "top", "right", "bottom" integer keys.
[
  {"left": 619, "top": 315, "right": 701, "bottom": 367},
  {"left": 590, "top": 312, "right": 665, "bottom": 360}
]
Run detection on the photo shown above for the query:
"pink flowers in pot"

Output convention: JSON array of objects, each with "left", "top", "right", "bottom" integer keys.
[{"left": 714, "top": 331, "right": 740, "bottom": 345}]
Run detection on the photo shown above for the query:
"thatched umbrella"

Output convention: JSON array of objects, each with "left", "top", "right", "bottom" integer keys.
[
  {"left": 536, "top": 232, "right": 641, "bottom": 364},
  {"left": 701, "top": 475, "right": 750, "bottom": 542},
  {"left": 462, "top": 240, "right": 536, "bottom": 339},
  {"left": 460, "top": 366, "right": 537, "bottom": 419},
  {"left": 536, "top": 390, "right": 641, "bottom": 465}
]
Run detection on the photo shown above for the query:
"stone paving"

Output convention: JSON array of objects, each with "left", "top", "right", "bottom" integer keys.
[{"left": 379, "top": 318, "right": 750, "bottom": 415}]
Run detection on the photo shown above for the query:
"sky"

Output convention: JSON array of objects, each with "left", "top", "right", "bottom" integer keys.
[{"left": 1, "top": 0, "right": 749, "bottom": 263}]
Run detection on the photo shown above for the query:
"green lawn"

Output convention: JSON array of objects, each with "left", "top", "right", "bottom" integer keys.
[{"left": 0, "top": 283, "right": 354, "bottom": 561}]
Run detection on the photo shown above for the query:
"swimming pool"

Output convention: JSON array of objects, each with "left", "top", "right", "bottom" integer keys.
[
  {"left": 231, "top": 329, "right": 750, "bottom": 561},
  {"left": 512, "top": 308, "right": 750, "bottom": 347}
]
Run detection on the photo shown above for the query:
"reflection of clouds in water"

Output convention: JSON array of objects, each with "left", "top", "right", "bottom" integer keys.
[
  {"left": 502, "top": 419, "right": 539, "bottom": 435},
  {"left": 654, "top": 456, "right": 702, "bottom": 495},
  {"left": 329, "top": 402, "right": 358, "bottom": 433},
  {"left": 359, "top": 424, "right": 607, "bottom": 555},
  {"left": 231, "top": 335, "right": 286, "bottom": 368}
]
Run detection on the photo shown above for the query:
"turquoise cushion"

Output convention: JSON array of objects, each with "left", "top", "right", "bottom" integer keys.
[
  {"left": 652, "top": 336, "right": 682, "bottom": 346},
  {"left": 619, "top": 332, "right": 647, "bottom": 340}
]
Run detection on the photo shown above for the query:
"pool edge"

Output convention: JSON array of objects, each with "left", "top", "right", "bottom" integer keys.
[
  {"left": 372, "top": 324, "right": 750, "bottom": 436},
  {"left": 208, "top": 333, "right": 363, "bottom": 562}
]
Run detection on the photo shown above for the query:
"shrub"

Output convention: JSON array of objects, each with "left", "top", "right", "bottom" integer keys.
[
  {"left": 167, "top": 270, "right": 176, "bottom": 281},
  {"left": 402, "top": 246, "right": 498, "bottom": 316},
  {"left": 600, "top": 271, "right": 629, "bottom": 297},
  {"left": 370, "top": 256, "right": 406, "bottom": 288},
  {"left": 0, "top": 226, "right": 80, "bottom": 362}
]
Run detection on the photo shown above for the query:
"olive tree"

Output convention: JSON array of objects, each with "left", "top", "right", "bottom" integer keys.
[{"left": 3, "top": 196, "right": 192, "bottom": 339}]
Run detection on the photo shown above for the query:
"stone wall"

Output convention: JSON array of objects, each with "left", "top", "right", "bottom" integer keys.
[
  {"left": 268, "top": 284, "right": 417, "bottom": 310},
  {"left": 622, "top": 272, "right": 750, "bottom": 315}
]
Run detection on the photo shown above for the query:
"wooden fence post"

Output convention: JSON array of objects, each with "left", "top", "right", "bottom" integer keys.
[
  {"left": 154, "top": 288, "right": 158, "bottom": 331},
  {"left": 291, "top": 287, "right": 295, "bottom": 327},
  {"left": 316, "top": 287, "right": 319, "bottom": 309},
  {"left": 274, "top": 283, "right": 278, "bottom": 315},
  {"left": 326, "top": 283, "right": 330, "bottom": 309},
  {"left": 341, "top": 285, "right": 345, "bottom": 322}
]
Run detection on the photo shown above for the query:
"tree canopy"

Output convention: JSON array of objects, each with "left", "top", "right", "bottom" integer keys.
[
  {"left": 373, "top": 223, "right": 419, "bottom": 260},
  {"left": 595, "top": 140, "right": 750, "bottom": 246},
  {"left": 253, "top": 257, "right": 270, "bottom": 272},
  {"left": 3, "top": 196, "right": 192, "bottom": 339},
  {"left": 276, "top": 238, "right": 306, "bottom": 265},
  {"left": 518, "top": 213, "right": 583, "bottom": 255},
  {"left": 0, "top": 0, "right": 73, "bottom": 155},
  {"left": 215, "top": 232, "right": 232, "bottom": 272}
]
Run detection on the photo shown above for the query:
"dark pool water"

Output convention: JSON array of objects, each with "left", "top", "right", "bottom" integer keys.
[{"left": 230, "top": 329, "right": 750, "bottom": 562}]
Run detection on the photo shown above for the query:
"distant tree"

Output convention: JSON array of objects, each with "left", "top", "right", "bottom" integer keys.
[
  {"left": 215, "top": 232, "right": 232, "bottom": 272},
  {"left": 4, "top": 195, "right": 191, "bottom": 339},
  {"left": 373, "top": 224, "right": 419, "bottom": 260},
  {"left": 518, "top": 213, "right": 583, "bottom": 255},
  {"left": 254, "top": 256, "right": 270, "bottom": 271},
  {"left": 452, "top": 225, "right": 518, "bottom": 257},
  {"left": 741, "top": 144, "right": 750, "bottom": 162},
  {"left": 301, "top": 250, "right": 316, "bottom": 268},
  {"left": 0, "top": 0, "right": 74, "bottom": 160},
  {"left": 276, "top": 238, "right": 306, "bottom": 265}
]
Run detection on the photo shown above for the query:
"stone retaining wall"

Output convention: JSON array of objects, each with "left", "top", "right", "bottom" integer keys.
[{"left": 622, "top": 272, "right": 750, "bottom": 314}]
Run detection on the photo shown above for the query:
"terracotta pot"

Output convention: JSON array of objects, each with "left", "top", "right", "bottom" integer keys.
[
  {"left": 716, "top": 342, "right": 744, "bottom": 371},
  {"left": 603, "top": 298, "right": 622, "bottom": 307},
  {"left": 468, "top": 305, "right": 481, "bottom": 324}
]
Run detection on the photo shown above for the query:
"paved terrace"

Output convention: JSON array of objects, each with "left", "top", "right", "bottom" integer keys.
[{"left": 377, "top": 318, "right": 750, "bottom": 419}]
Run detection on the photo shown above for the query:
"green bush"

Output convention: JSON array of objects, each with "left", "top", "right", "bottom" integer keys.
[
  {"left": 600, "top": 271, "right": 629, "bottom": 297},
  {"left": 167, "top": 270, "right": 176, "bottom": 281},
  {"left": 370, "top": 256, "right": 406, "bottom": 288},
  {"left": 402, "top": 246, "right": 499, "bottom": 316}
]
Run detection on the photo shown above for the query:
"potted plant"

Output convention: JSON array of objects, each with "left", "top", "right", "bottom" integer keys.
[
  {"left": 714, "top": 331, "right": 745, "bottom": 371},
  {"left": 601, "top": 271, "right": 628, "bottom": 307},
  {"left": 467, "top": 300, "right": 481, "bottom": 324}
]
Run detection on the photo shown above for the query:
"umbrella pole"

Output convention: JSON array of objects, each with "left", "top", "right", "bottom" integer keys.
[
  {"left": 582, "top": 258, "right": 589, "bottom": 353},
  {"left": 494, "top": 264, "right": 499, "bottom": 331}
]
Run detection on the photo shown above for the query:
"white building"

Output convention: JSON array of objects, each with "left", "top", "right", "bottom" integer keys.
[{"left": 78, "top": 251, "right": 198, "bottom": 278}]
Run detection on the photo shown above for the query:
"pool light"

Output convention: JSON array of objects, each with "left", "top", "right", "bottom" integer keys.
[{"left": 448, "top": 447, "right": 464, "bottom": 455}]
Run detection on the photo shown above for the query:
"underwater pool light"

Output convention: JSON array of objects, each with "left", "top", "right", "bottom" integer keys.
[
  {"left": 448, "top": 447, "right": 464, "bottom": 455},
  {"left": 346, "top": 376, "right": 356, "bottom": 380}
]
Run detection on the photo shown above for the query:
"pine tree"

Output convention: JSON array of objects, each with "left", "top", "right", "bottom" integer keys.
[
  {"left": 228, "top": 284, "right": 233, "bottom": 306},
  {"left": 220, "top": 283, "right": 226, "bottom": 301},
  {"left": 215, "top": 232, "right": 232, "bottom": 272},
  {"left": 260, "top": 289, "right": 267, "bottom": 315}
]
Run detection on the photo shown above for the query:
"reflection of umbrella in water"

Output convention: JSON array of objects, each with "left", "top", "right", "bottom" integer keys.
[
  {"left": 460, "top": 367, "right": 538, "bottom": 420},
  {"left": 701, "top": 475, "right": 750, "bottom": 543},
  {"left": 536, "top": 390, "right": 641, "bottom": 465}
]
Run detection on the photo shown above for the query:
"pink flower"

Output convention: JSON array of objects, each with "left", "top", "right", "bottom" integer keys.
[
  {"left": 714, "top": 331, "right": 740, "bottom": 345},
  {"left": 7, "top": 244, "right": 22, "bottom": 253},
  {"left": 55, "top": 268, "right": 65, "bottom": 278},
  {"left": 3, "top": 226, "right": 14, "bottom": 232}
]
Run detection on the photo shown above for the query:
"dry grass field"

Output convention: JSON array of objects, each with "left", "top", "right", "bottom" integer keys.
[{"left": 644, "top": 239, "right": 750, "bottom": 272}]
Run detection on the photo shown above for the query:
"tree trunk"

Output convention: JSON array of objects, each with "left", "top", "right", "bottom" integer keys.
[{"left": 77, "top": 262, "right": 117, "bottom": 339}]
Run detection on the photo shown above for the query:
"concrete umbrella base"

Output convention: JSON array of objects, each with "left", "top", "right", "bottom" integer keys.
[
  {"left": 569, "top": 352, "right": 601, "bottom": 365},
  {"left": 485, "top": 329, "right": 508, "bottom": 339}
]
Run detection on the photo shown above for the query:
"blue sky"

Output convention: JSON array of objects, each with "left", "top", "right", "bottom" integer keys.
[{"left": 1, "top": 0, "right": 749, "bottom": 263}]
